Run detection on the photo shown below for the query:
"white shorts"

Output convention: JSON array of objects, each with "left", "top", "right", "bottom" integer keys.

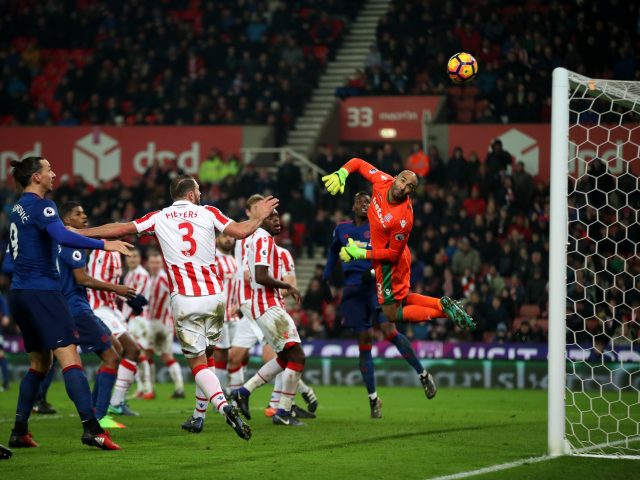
[
  {"left": 170, "top": 292, "right": 225, "bottom": 358},
  {"left": 231, "top": 303, "right": 264, "bottom": 349},
  {"left": 94, "top": 306, "right": 127, "bottom": 338},
  {"left": 148, "top": 320, "right": 174, "bottom": 356},
  {"left": 255, "top": 306, "right": 300, "bottom": 353},
  {"left": 214, "top": 321, "right": 238, "bottom": 350},
  {"left": 129, "top": 316, "right": 151, "bottom": 350}
]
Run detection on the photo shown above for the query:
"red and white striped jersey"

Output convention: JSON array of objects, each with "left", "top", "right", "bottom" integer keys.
[
  {"left": 86, "top": 250, "right": 122, "bottom": 310},
  {"left": 133, "top": 201, "right": 232, "bottom": 296},
  {"left": 233, "top": 232, "right": 256, "bottom": 305},
  {"left": 122, "top": 264, "right": 151, "bottom": 320},
  {"left": 248, "top": 227, "right": 284, "bottom": 318},
  {"left": 277, "top": 246, "right": 295, "bottom": 281},
  {"left": 216, "top": 251, "right": 240, "bottom": 322},
  {"left": 149, "top": 270, "right": 172, "bottom": 325}
]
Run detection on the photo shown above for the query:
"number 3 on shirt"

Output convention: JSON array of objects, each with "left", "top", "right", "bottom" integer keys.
[
  {"left": 178, "top": 222, "right": 197, "bottom": 257},
  {"left": 9, "top": 222, "right": 18, "bottom": 259}
]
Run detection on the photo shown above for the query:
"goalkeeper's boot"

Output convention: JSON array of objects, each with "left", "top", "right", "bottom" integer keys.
[
  {"left": 8, "top": 430, "right": 38, "bottom": 448},
  {"left": 32, "top": 399, "right": 56, "bottom": 414},
  {"left": 419, "top": 371, "right": 437, "bottom": 400},
  {"left": 441, "top": 296, "right": 475, "bottom": 329},
  {"left": 454, "top": 299, "right": 476, "bottom": 329},
  {"left": 273, "top": 409, "right": 306, "bottom": 426},
  {"left": 230, "top": 388, "right": 252, "bottom": 420},
  {"left": 223, "top": 405, "right": 251, "bottom": 441},
  {"left": 0, "top": 443, "right": 12, "bottom": 460},
  {"left": 369, "top": 397, "right": 382, "bottom": 419},
  {"left": 301, "top": 388, "right": 318, "bottom": 413},
  {"left": 181, "top": 415, "right": 205, "bottom": 433},
  {"left": 292, "top": 404, "right": 316, "bottom": 419},
  {"left": 108, "top": 401, "right": 139, "bottom": 417},
  {"left": 81, "top": 429, "right": 121, "bottom": 450},
  {"left": 98, "top": 415, "right": 126, "bottom": 429}
]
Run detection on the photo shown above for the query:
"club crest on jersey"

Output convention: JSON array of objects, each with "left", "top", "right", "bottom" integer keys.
[
  {"left": 72, "top": 250, "right": 82, "bottom": 261},
  {"left": 395, "top": 234, "right": 405, "bottom": 241},
  {"left": 43, "top": 206, "right": 55, "bottom": 217}
]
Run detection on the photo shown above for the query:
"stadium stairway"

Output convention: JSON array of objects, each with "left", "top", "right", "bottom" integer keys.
[
  {"left": 295, "top": 251, "right": 327, "bottom": 297},
  {"left": 285, "top": 0, "right": 390, "bottom": 156}
]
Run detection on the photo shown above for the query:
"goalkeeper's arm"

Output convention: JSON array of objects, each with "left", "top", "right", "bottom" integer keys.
[{"left": 322, "top": 158, "right": 390, "bottom": 195}]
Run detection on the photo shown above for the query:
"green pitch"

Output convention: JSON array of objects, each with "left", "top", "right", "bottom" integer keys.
[{"left": 0, "top": 383, "right": 637, "bottom": 479}]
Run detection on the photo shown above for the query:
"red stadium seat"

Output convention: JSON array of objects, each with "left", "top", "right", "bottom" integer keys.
[{"left": 519, "top": 304, "right": 541, "bottom": 319}]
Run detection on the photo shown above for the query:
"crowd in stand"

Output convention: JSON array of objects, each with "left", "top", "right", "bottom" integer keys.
[
  {"left": 337, "top": 0, "right": 638, "bottom": 123},
  {"left": 0, "top": 138, "right": 562, "bottom": 345},
  {"left": 0, "top": 0, "right": 362, "bottom": 142}
]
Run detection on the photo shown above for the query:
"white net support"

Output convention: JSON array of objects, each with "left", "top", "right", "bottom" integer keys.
[{"left": 559, "top": 70, "right": 640, "bottom": 458}]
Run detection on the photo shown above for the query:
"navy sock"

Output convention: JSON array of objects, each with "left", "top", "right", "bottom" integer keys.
[
  {"left": 15, "top": 368, "right": 45, "bottom": 425},
  {"left": 35, "top": 362, "right": 56, "bottom": 402},
  {"left": 62, "top": 365, "right": 96, "bottom": 422},
  {"left": 94, "top": 367, "right": 117, "bottom": 419},
  {"left": 388, "top": 330, "right": 424, "bottom": 374},
  {"left": 358, "top": 346, "right": 376, "bottom": 395},
  {"left": 92, "top": 375, "right": 100, "bottom": 407},
  {"left": 0, "top": 356, "right": 8, "bottom": 386}
]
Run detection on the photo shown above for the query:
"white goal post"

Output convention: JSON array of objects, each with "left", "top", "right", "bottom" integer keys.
[{"left": 549, "top": 67, "right": 640, "bottom": 459}]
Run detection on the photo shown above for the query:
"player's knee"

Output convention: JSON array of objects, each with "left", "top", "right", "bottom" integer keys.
[
  {"left": 358, "top": 330, "right": 373, "bottom": 345},
  {"left": 101, "top": 349, "right": 120, "bottom": 369},
  {"left": 283, "top": 343, "right": 305, "bottom": 365}
]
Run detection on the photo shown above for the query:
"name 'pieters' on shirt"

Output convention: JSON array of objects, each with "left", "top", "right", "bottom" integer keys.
[
  {"left": 133, "top": 201, "right": 231, "bottom": 296},
  {"left": 248, "top": 227, "right": 284, "bottom": 318}
]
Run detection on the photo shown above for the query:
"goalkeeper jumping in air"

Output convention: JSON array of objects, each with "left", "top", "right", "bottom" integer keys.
[{"left": 322, "top": 158, "right": 475, "bottom": 329}]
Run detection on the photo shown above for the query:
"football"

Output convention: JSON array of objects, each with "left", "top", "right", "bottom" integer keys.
[{"left": 447, "top": 52, "right": 478, "bottom": 83}]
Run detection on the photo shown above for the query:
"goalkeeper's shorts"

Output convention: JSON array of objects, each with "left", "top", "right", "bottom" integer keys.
[{"left": 373, "top": 248, "right": 411, "bottom": 305}]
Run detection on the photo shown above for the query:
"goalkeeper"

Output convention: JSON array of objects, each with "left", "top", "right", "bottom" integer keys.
[{"left": 322, "top": 158, "right": 474, "bottom": 329}]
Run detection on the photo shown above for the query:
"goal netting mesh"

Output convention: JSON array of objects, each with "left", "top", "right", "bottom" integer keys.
[{"left": 565, "top": 71, "right": 640, "bottom": 458}]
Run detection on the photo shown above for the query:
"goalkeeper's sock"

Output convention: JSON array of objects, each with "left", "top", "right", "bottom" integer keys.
[
  {"left": 405, "top": 293, "right": 444, "bottom": 312},
  {"left": 396, "top": 305, "right": 443, "bottom": 323},
  {"left": 386, "top": 330, "right": 423, "bottom": 375},
  {"left": 358, "top": 345, "right": 376, "bottom": 395}
]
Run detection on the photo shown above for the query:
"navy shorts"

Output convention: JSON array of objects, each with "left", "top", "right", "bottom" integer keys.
[
  {"left": 339, "top": 284, "right": 389, "bottom": 332},
  {"left": 9, "top": 290, "right": 79, "bottom": 352},
  {"left": 73, "top": 311, "right": 112, "bottom": 354}
]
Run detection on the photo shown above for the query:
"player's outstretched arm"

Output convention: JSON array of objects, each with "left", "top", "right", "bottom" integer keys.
[
  {"left": 322, "top": 158, "right": 390, "bottom": 195},
  {"left": 255, "top": 265, "right": 301, "bottom": 303},
  {"left": 79, "top": 222, "right": 138, "bottom": 239},
  {"left": 72, "top": 268, "right": 137, "bottom": 298},
  {"left": 224, "top": 196, "right": 279, "bottom": 239}
]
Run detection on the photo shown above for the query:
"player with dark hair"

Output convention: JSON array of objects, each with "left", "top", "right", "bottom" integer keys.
[
  {"left": 7, "top": 156, "right": 132, "bottom": 450},
  {"left": 324, "top": 191, "right": 437, "bottom": 418},
  {"left": 322, "top": 159, "right": 474, "bottom": 328},
  {"left": 58, "top": 201, "right": 137, "bottom": 428}
]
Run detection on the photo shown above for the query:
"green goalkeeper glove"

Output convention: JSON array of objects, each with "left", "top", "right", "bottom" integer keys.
[
  {"left": 339, "top": 238, "right": 369, "bottom": 262},
  {"left": 321, "top": 168, "right": 349, "bottom": 195}
]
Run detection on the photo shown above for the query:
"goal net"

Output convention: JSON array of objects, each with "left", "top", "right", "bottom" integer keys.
[{"left": 548, "top": 68, "right": 640, "bottom": 459}]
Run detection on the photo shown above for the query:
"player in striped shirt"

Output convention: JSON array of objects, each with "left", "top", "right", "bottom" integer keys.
[
  {"left": 264, "top": 245, "right": 318, "bottom": 418},
  {"left": 230, "top": 209, "right": 307, "bottom": 426},
  {"left": 145, "top": 249, "right": 184, "bottom": 399},
  {"left": 87, "top": 249, "right": 143, "bottom": 417},
  {"left": 122, "top": 248, "right": 153, "bottom": 399},
  {"left": 182, "top": 230, "right": 237, "bottom": 433},
  {"left": 79, "top": 174, "right": 279, "bottom": 440}
]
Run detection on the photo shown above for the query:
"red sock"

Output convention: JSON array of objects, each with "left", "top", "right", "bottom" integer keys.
[
  {"left": 405, "top": 293, "right": 443, "bottom": 312},
  {"left": 396, "top": 305, "right": 444, "bottom": 323}
]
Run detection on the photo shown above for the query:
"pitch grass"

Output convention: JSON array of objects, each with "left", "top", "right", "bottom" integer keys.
[{"left": 0, "top": 383, "right": 638, "bottom": 479}]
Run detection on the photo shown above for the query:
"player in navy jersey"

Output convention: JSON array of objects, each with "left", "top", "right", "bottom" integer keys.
[
  {"left": 58, "top": 201, "right": 137, "bottom": 429},
  {"left": 323, "top": 192, "right": 437, "bottom": 418},
  {"left": 7, "top": 157, "right": 132, "bottom": 451}
]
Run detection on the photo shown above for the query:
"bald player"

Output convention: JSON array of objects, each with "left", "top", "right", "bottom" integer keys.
[{"left": 322, "top": 160, "right": 474, "bottom": 329}]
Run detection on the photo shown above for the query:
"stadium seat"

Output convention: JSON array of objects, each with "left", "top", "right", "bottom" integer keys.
[{"left": 519, "top": 304, "right": 541, "bottom": 319}]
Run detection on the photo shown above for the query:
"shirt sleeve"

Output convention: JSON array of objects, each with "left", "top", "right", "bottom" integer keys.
[
  {"left": 2, "top": 246, "right": 14, "bottom": 275},
  {"left": 323, "top": 225, "right": 343, "bottom": 280},
  {"left": 46, "top": 221, "right": 105, "bottom": 250},
  {"left": 253, "top": 233, "right": 272, "bottom": 267},
  {"left": 59, "top": 246, "right": 87, "bottom": 269},
  {"left": 33, "top": 199, "right": 61, "bottom": 230},
  {"left": 281, "top": 249, "right": 295, "bottom": 276},
  {"left": 369, "top": 216, "right": 413, "bottom": 263},
  {"left": 133, "top": 211, "right": 159, "bottom": 233},
  {"left": 342, "top": 157, "right": 393, "bottom": 185},
  {"left": 204, "top": 205, "right": 232, "bottom": 232}
]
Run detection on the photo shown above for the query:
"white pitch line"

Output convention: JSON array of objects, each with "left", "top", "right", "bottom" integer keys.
[{"left": 425, "top": 455, "right": 551, "bottom": 480}]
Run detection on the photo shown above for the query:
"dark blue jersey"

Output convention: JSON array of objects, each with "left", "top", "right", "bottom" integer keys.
[
  {"left": 9, "top": 193, "right": 62, "bottom": 290},
  {"left": 323, "top": 221, "right": 373, "bottom": 286},
  {"left": 58, "top": 246, "right": 92, "bottom": 316}
]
